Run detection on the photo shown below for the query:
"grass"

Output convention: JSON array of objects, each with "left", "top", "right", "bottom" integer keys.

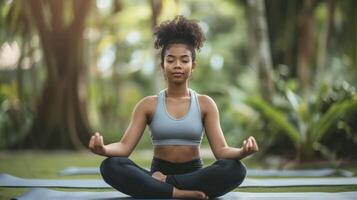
[{"left": 0, "top": 150, "right": 356, "bottom": 199}]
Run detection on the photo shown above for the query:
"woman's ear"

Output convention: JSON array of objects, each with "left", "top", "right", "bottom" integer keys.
[
  {"left": 160, "top": 62, "right": 164, "bottom": 69},
  {"left": 192, "top": 62, "right": 197, "bottom": 71}
]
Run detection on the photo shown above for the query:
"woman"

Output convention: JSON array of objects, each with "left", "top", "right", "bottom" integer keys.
[{"left": 88, "top": 15, "right": 259, "bottom": 199}]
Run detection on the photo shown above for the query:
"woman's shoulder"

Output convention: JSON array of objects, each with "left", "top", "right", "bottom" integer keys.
[
  {"left": 196, "top": 93, "right": 217, "bottom": 112},
  {"left": 135, "top": 95, "right": 158, "bottom": 121},
  {"left": 196, "top": 93, "right": 215, "bottom": 104},
  {"left": 138, "top": 95, "right": 158, "bottom": 107}
]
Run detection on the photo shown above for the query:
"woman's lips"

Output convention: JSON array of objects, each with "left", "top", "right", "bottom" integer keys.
[{"left": 172, "top": 72, "right": 184, "bottom": 77}]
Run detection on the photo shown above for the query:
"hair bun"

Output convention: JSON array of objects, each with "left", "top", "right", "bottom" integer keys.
[{"left": 154, "top": 15, "right": 206, "bottom": 51}]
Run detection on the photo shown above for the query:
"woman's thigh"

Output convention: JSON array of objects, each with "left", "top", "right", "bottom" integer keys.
[{"left": 100, "top": 157, "right": 173, "bottom": 198}]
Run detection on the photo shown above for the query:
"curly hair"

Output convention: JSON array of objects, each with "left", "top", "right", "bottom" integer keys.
[{"left": 153, "top": 15, "right": 206, "bottom": 63}]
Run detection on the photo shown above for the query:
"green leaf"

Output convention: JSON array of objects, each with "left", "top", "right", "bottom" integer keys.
[
  {"left": 286, "top": 89, "right": 300, "bottom": 112},
  {"left": 246, "top": 97, "right": 302, "bottom": 145},
  {"left": 312, "top": 95, "right": 357, "bottom": 141}
]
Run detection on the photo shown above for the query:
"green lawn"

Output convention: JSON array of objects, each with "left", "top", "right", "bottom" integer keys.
[{"left": 0, "top": 150, "right": 356, "bottom": 199}]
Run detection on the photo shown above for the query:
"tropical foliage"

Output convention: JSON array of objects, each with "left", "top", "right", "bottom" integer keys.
[
  {"left": 246, "top": 81, "right": 357, "bottom": 161},
  {"left": 0, "top": 0, "right": 356, "bottom": 163}
]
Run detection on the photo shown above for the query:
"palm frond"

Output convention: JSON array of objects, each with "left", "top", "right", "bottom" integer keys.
[{"left": 246, "top": 97, "right": 302, "bottom": 145}]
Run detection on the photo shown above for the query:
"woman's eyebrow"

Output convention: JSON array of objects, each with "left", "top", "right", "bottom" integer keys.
[{"left": 166, "top": 54, "right": 190, "bottom": 58}]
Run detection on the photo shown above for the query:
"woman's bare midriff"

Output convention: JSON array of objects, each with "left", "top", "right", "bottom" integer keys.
[{"left": 154, "top": 145, "right": 201, "bottom": 163}]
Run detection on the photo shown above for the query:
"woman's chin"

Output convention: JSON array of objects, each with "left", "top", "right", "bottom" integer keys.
[{"left": 170, "top": 79, "right": 187, "bottom": 84}]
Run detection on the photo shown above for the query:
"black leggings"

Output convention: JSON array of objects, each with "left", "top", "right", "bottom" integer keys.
[{"left": 100, "top": 157, "right": 246, "bottom": 199}]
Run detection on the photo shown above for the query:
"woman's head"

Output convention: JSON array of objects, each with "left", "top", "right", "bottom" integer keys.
[{"left": 154, "top": 15, "right": 206, "bottom": 65}]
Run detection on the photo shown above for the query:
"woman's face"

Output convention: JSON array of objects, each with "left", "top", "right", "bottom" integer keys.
[{"left": 162, "top": 43, "right": 196, "bottom": 84}]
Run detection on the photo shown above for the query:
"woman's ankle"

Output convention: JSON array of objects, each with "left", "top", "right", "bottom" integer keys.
[
  {"left": 172, "top": 187, "right": 208, "bottom": 199},
  {"left": 152, "top": 171, "right": 167, "bottom": 182}
]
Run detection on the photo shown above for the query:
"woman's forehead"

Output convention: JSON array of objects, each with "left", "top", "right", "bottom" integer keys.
[{"left": 165, "top": 44, "right": 192, "bottom": 57}]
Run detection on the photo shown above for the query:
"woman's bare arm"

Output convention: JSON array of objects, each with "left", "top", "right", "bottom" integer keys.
[
  {"left": 200, "top": 95, "right": 259, "bottom": 160},
  {"left": 88, "top": 96, "right": 154, "bottom": 157}
]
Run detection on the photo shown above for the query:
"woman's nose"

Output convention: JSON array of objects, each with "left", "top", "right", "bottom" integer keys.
[{"left": 174, "top": 61, "right": 182, "bottom": 68}]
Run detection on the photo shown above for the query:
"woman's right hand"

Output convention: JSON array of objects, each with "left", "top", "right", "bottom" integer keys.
[
  {"left": 240, "top": 136, "right": 259, "bottom": 158},
  {"left": 88, "top": 132, "right": 107, "bottom": 156}
]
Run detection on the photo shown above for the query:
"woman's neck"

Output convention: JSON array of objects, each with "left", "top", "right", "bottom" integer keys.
[{"left": 166, "top": 83, "right": 190, "bottom": 98}]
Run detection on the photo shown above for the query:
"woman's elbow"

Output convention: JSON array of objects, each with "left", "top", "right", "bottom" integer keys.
[{"left": 212, "top": 146, "right": 230, "bottom": 160}]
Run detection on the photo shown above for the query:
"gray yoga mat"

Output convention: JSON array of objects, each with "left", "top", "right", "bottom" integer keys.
[
  {"left": 1, "top": 173, "right": 357, "bottom": 188},
  {"left": 247, "top": 168, "right": 354, "bottom": 177},
  {"left": 59, "top": 167, "right": 100, "bottom": 176},
  {"left": 15, "top": 188, "right": 357, "bottom": 200},
  {"left": 0, "top": 173, "right": 109, "bottom": 188},
  {"left": 59, "top": 167, "right": 354, "bottom": 177}
]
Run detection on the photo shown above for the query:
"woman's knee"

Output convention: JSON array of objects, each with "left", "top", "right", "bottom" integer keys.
[
  {"left": 220, "top": 159, "right": 247, "bottom": 184},
  {"left": 100, "top": 157, "right": 130, "bottom": 178}
]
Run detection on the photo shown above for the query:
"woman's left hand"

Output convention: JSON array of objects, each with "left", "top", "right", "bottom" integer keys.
[{"left": 241, "top": 136, "right": 259, "bottom": 158}]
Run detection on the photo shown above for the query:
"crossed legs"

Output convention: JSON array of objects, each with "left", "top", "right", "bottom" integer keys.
[{"left": 100, "top": 157, "right": 246, "bottom": 199}]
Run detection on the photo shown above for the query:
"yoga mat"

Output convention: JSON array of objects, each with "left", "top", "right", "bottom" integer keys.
[
  {"left": 247, "top": 168, "right": 354, "bottom": 177},
  {"left": 15, "top": 188, "right": 357, "bottom": 200},
  {"left": 59, "top": 167, "right": 100, "bottom": 176},
  {"left": 1, "top": 173, "right": 357, "bottom": 188},
  {"left": 0, "top": 173, "right": 109, "bottom": 188},
  {"left": 59, "top": 167, "right": 354, "bottom": 177},
  {"left": 242, "top": 177, "right": 357, "bottom": 187},
  {"left": 15, "top": 188, "right": 128, "bottom": 200}
]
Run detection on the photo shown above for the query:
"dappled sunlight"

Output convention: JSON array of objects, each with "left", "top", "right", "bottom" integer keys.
[
  {"left": 1, "top": 0, "right": 357, "bottom": 198},
  {"left": 0, "top": 42, "right": 20, "bottom": 70},
  {"left": 0, "top": 0, "right": 355, "bottom": 161}
]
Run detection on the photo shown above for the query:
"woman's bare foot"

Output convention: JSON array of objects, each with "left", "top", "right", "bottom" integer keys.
[
  {"left": 173, "top": 187, "right": 208, "bottom": 199},
  {"left": 152, "top": 171, "right": 208, "bottom": 199},
  {"left": 152, "top": 171, "right": 167, "bottom": 182}
]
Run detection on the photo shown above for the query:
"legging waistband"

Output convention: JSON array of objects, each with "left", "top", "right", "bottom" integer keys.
[{"left": 151, "top": 157, "right": 203, "bottom": 175}]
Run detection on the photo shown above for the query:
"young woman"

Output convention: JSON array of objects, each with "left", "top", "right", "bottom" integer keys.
[{"left": 88, "top": 15, "right": 259, "bottom": 199}]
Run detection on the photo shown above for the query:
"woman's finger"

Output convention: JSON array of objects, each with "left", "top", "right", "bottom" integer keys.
[
  {"left": 247, "top": 138, "right": 253, "bottom": 149},
  {"left": 94, "top": 135, "right": 101, "bottom": 147},
  {"left": 250, "top": 136, "right": 256, "bottom": 144},
  {"left": 89, "top": 136, "right": 95, "bottom": 148},
  {"left": 100, "top": 136, "right": 104, "bottom": 146},
  {"left": 251, "top": 137, "right": 259, "bottom": 151},
  {"left": 250, "top": 137, "right": 258, "bottom": 148},
  {"left": 241, "top": 141, "right": 246, "bottom": 152}
]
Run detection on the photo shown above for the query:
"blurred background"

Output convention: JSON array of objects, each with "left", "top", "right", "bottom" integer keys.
[{"left": 0, "top": 0, "right": 356, "bottom": 164}]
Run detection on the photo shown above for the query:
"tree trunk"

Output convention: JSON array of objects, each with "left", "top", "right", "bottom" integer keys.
[
  {"left": 247, "top": 0, "right": 274, "bottom": 102},
  {"left": 297, "top": 0, "right": 315, "bottom": 95},
  {"left": 16, "top": 40, "right": 25, "bottom": 102},
  {"left": 316, "top": 0, "right": 335, "bottom": 82},
  {"left": 150, "top": 0, "right": 164, "bottom": 93},
  {"left": 344, "top": 0, "right": 357, "bottom": 76},
  {"left": 18, "top": 0, "right": 92, "bottom": 149}
]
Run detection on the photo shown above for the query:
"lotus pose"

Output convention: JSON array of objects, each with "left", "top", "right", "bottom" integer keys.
[{"left": 89, "top": 15, "right": 259, "bottom": 199}]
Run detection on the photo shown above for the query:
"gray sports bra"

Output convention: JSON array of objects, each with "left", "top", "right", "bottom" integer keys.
[{"left": 149, "top": 88, "right": 204, "bottom": 146}]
